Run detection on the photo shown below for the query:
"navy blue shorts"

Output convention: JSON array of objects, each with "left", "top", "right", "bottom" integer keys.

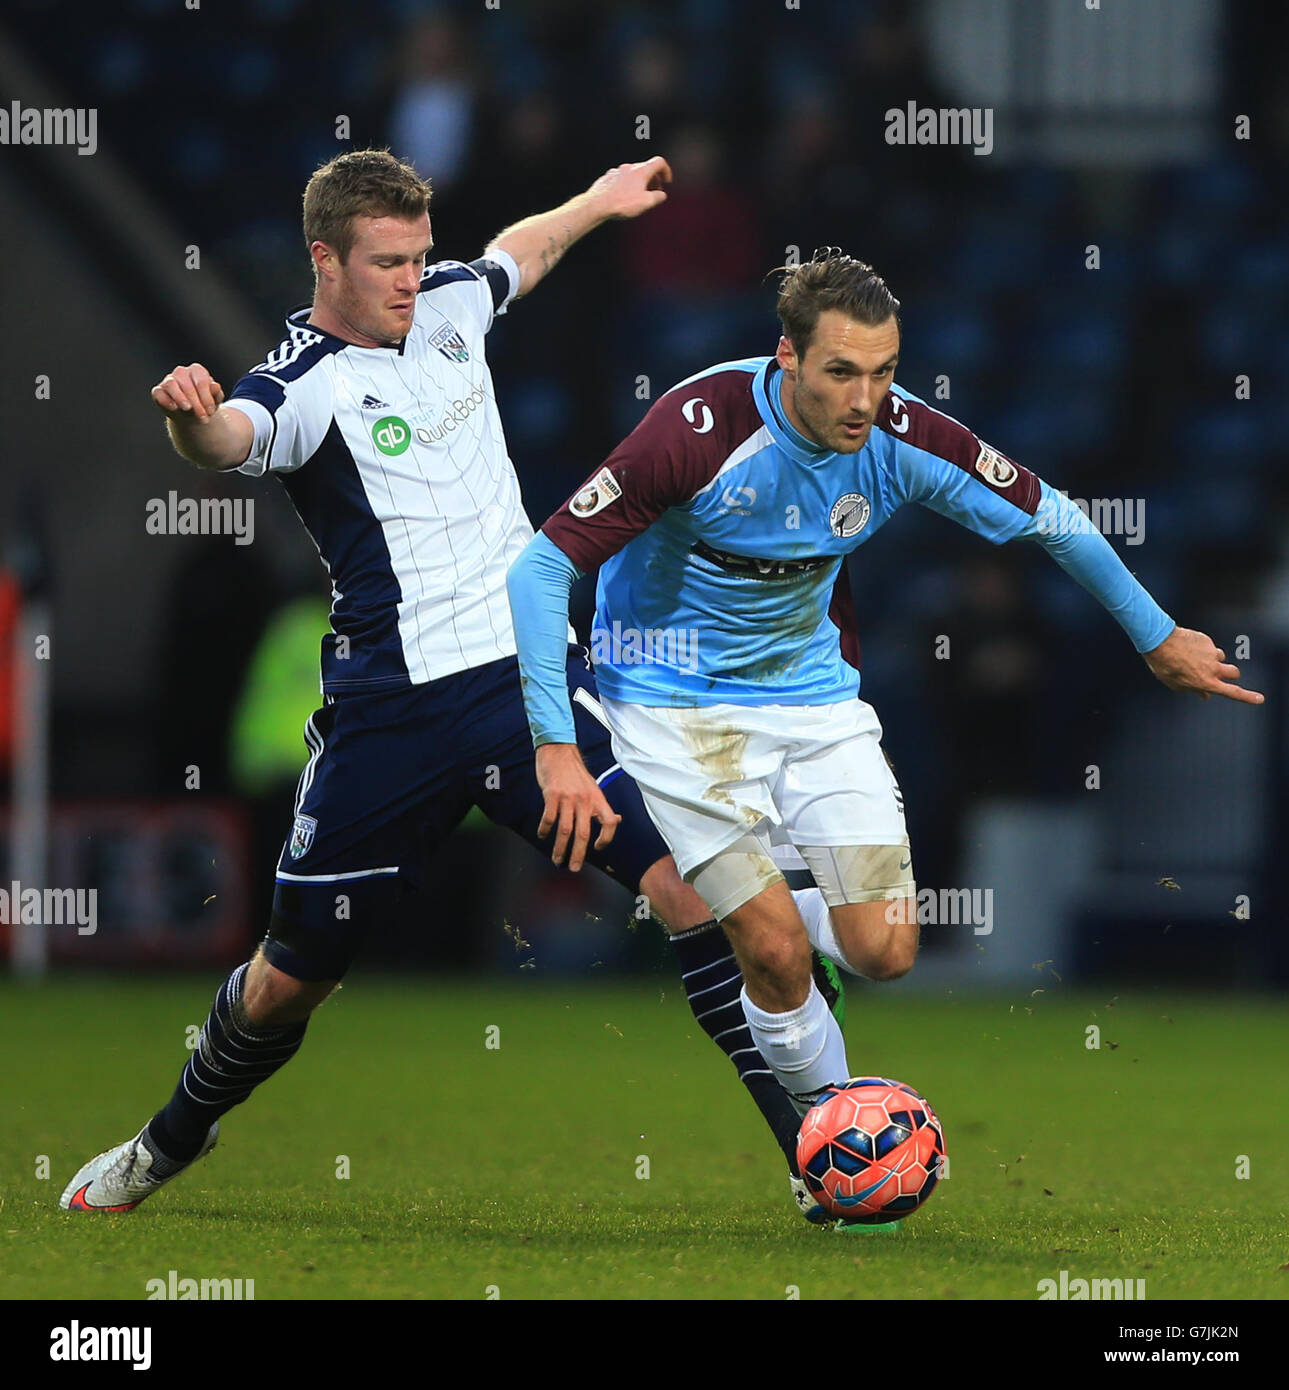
[{"left": 265, "top": 648, "right": 670, "bottom": 980}]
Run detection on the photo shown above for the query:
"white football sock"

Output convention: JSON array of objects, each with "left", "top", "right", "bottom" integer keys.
[
  {"left": 792, "top": 887, "right": 855, "bottom": 975},
  {"left": 740, "top": 981, "right": 849, "bottom": 1117}
]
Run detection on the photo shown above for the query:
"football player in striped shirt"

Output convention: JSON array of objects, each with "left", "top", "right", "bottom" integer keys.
[
  {"left": 61, "top": 150, "right": 835, "bottom": 1223},
  {"left": 508, "top": 247, "right": 1263, "bottom": 1119}
]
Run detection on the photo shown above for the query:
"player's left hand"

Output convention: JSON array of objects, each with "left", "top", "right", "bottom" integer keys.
[
  {"left": 535, "top": 742, "right": 621, "bottom": 872},
  {"left": 1142, "top": 626, "right": 1265, "bottom": 705},
  {"left": 587, "top": 157, "right": 672, "bottom": 220}
]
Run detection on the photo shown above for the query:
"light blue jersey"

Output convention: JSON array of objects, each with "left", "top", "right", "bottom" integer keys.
[{"left": 511, "top": 357, "right": 1173, "bottom": 744}]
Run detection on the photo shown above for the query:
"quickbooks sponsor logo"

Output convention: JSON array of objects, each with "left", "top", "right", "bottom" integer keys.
[
  {"left": 372, "top": 416, "right": 411, "bottom": 456},
  {"left": 414, "top": 387, "right": 487, "bottom": 443}
]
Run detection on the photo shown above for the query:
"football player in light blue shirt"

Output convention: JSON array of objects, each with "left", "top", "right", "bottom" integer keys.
[{"left": 509, "top": 248, "right": 1263, "bottom": 1119}]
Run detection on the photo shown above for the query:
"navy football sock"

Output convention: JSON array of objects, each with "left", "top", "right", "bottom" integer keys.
[
  {"left": 670, "top": 920, "right": 802, "bottom": 1170},
  {"left": 147, "top": 961, "right": 307, "bottom": 1164}
]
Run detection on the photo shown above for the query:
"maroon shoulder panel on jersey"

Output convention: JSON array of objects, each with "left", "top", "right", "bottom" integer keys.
[
  {"left": 542, "top": 368, "right": 765, "bottom": 572},
  {"left": 876, "top": 391, "right": 1041, "bottom": 516},
  {"left": 827, "top": 566, "right": 861, "bottom": 672}
]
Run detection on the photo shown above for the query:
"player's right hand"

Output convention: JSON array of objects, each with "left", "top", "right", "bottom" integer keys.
[
  {"left": 535, "top": 743, "right": 621, "bottom": 872},
  {"left": 1143, "top": 625, "right": 1265, "bottom": 705},
  {"left": 588, "top": 156, "right": 673, "bottom": 220},
  {"left": 151, "top": 363, "right": 225, "bottom": 423}
]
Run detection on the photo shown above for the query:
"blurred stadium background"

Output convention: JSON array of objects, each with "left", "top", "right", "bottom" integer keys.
[{"left": 1, "top": 0, "right": 1285, "bottom": 992}]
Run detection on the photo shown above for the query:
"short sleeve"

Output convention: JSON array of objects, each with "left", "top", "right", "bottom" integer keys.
[
  {"left": 225, "top": 362, "right": 334, "bottom": 477},
  {"left": 418, "top": 251, "right": 519, "bottom": 337},
  {"left": 471, "top": 248, "right": 521, "bottom": 316}
]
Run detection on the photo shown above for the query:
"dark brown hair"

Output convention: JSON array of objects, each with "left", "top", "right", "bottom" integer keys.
[
  {"left": 302, "top": 148, "right": 431, "bottom": 266},
  {"left": 774, "top": 247, "right": 900, "bottom": 356}
]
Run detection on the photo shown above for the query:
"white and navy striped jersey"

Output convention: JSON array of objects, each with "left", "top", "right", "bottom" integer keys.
[{"left": 224, "top": 249, "right": 563, "bottom": 693}]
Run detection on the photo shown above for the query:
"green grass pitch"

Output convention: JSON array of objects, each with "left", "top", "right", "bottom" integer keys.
[{"left": 2, "top": 974, "right": 1285, "bottom": 1300}]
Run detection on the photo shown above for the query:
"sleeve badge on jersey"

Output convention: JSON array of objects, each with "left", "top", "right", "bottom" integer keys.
[
  {"left": 429, "top": 321, "right": 470, "bottom": 363},
  {"left": 570, "top": 467, "right": 623, "bottom": 519},
  {"left": 974, "top": 442, "right": 1019, "bottom": 488}
]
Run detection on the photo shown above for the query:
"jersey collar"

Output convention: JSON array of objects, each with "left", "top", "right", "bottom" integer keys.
[
  {"left": 286, "top": 306, "right": 409, "bottom": 356},
  {"left": 753, "top": 360, "right": 835, "bottom": 464}
]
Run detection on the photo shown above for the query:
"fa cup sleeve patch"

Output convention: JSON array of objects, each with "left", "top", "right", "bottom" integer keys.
[
  {"left": 569, "top": 467, "right": 623, "bottom": 519},
  {"left": 973, "top": 442, "right": 1019, "bottom": 488}
]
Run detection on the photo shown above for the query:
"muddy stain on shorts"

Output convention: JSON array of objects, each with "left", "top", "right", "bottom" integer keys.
[
  {"left": 679, "top": 719, "right": 761, "bottom": 827},
  {"left": 745, "top": 849, "right": 782, "bottom": 896}
]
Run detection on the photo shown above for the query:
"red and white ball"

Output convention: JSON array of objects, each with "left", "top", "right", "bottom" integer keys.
[{"left": 797, "top": 1078, "right": 946, "bottom": 1224}]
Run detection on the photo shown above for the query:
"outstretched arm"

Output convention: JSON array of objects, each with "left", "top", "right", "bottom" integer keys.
[
  {"left": 506, "top": 532, "right": 621, "bottom": 871},
  {"left": 1029, "top": 485, "right": 1263, "bottom": 705},
  {"left": 507, "top": 531, "right": 583, "bottom": 748},
  {"left": 882, "top": 389, "right": 1265, "bottom": 708},
  {"left": 486, "top": 156, "right": 672, "bottom": 298},
  {"left": 152, "top": 362, "right": 253, "bottom": 471}
]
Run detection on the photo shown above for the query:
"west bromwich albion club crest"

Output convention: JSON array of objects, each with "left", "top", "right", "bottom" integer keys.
[
  {"left": 289, "top": 814, "right": 317, "bottom": 860},
  {"left": 429, "top": 321, "right": 470, "bottom": 363},
  {"left": 829, "top": 492, "right": 871, "bottom": 538}
]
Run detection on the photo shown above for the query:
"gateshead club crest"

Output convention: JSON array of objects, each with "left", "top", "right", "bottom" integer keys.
[{"left": 829, "top": 492, "right": 871, "bottom": 538}]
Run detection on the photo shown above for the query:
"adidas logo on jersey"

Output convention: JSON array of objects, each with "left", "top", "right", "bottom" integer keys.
[{"left": 361, "top": 394, "right": 391, "bottom": 410}]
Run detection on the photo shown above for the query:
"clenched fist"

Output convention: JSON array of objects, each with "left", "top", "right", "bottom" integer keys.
[{"left": 152, "top": 363, "right": 225, "bottom": 423}]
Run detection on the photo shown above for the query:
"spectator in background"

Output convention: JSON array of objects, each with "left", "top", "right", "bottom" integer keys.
[
  {"left": 605, "top": 32, "right": 687, "bottom": 156},
  {"left": 763, "top": 91, "right": 858, "bottom": 257},
  {"left": 470, "top": 91, "right": 567, "bottom": 236},
  {"left": 617, "top": 125, "right": 765, "bottom": 408},
  {"left": 920, "top": 551, "right": 1054, "bottom": 880},
  {"left": 838, "top": 4, "right": 965, "bottom": 179},
  {"left": 761, "top": 6, "right": 974, "bottom": 266},
  {"left": 451, "top": 89, "right": 616, "bottom": 510},
  {"left": 389, "top": 12, "right": 477, "bottom": 193},
  {"left": 620, "top": 124, "right": 762, "bottom": 293}
]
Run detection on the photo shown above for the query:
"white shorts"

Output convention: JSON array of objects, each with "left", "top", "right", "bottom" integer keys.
[{"left": 600, "top": 696, "right": 908, "bottom": 879}]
